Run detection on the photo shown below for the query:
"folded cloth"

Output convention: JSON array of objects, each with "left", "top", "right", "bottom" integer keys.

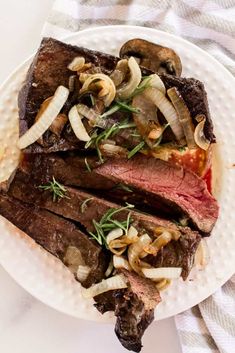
[
  {"left": 43, "top": 0, "right": 235, "bottom": 75},
  {"left": 43, "top": 1, "right": 235, "bottom": 352}
]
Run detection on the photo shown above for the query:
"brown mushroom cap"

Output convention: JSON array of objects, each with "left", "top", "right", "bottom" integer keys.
[{"left": 119, "top": 38, "right": 182, "bottom": 76}]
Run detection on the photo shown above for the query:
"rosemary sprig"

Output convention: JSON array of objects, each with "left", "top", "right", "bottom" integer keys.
[
  {"left": 115, "top": 101, "right": 140, "bottom": 114},
  {"left": 38, "top": 177, "right": 69, "bottom": 202},
  {"left": 130, "top": 132, "right": 141, "bottom": 138},
  {"left": 116, "top": 183, "right": 133, "bottom": 193},
  {"left": 88, "top": 203, "right": 134, "bottom": 247},
  {"left": 100, "top": 101, "right": 140, "bottom": 119},
  {"left": 100, "top": 105, "right": 120, "bottom": 118},
  {"left": 129, "top": 76, "right": 152, "bottom": 99},
  {"left": 85, "top": 120, "right": 136, "bottom": 163},
  {"left": 80, "top": 197, "right": 94, "bottom": 213},
  {"left": 128, "top": 141, "right": 145, "bottom": 159}
]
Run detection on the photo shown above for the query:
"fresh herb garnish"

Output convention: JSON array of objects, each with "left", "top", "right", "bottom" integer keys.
[
  {"left": 128, "top": 141, "right": 146, "bottom": 159},
  {"left": 178, "top": 146, "right": 187, "bottom": 153},
  {"left": 130, "top": 132, "right": 141, "bottom": 138},
  {"left": 88, "top": 203, "right": 134, "bottom": 247},
  {"left": 84, "top": 157, "right": 92, "bottom": 172},
  {"left": 100, "top": 105, "right": 120, "bottom": 118},
  {"left": 116, "top": 183, "right": 133, "bottom": 193},
  {"left": 38, "top": 177, "right": 69, "bottom": 202},
  {"left": 85, "top": 120, "right": 136, "bottom": 163},
  {"left": 115, "top": 101, "right": 140, "bottom": 114},
  {"left": 100, "top": 101, "right": 140, "bottom": 119},
  {"left": 80, "top": 197, "right": 94, "bottom": 213},
  {"left": 129, "top": 76, "right": 152, "bottom": 98}
]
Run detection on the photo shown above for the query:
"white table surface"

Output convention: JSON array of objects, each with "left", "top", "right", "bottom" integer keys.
[{"left": 0, "top": 1, "right": 182, "bottom": 352}]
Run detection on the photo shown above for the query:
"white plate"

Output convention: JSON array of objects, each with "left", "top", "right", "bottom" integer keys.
[{"left": 0, "top": 25, "right": 235, "bottom": 322}]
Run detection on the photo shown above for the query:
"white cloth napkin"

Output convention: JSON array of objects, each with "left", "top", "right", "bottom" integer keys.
[{"left": 43, "top": 1, "right": 235, "bottom": 352}]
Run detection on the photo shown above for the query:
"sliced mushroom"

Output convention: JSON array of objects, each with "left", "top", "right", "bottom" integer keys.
[{"left": 119, "top": 38, "right": 182, "bottom": 76}]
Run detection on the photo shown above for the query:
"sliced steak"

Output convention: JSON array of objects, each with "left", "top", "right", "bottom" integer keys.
[
  {"left": 145, "top": 230, "right": 201, "bottom": 279},
  {"left": 19, "top": 37, "right": 119, "bottom": 153},
  {"left": 94, "top": 291, "right": 116, "bottom": 314},
  {"left": 18, "top": 152, "right": 218, "bottom": 233},
  {"left": 115, "top": 270, "right": 162, "bottom": 352},
  {"left": 19, "top": 37, "right": 214, "bottom": 154},
  {"left": 94, "top": 271, "right": 161, "bottom": 352},
  {"left": 20, "top": 153, "right": 115, "bottom": 190},
  {"left": 95, "top": 156, "right": 219, "bottom": 234},
  {"left": 9, "top": 168, "right": 201, "bottom": 279},
  {"left": 0, "top": 193, "right": 109, "bottom": 287}
]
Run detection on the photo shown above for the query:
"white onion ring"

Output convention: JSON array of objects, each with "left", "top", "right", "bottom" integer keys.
[
  {"left": 18, "top": 86, "right": 69, "bottom": 149},
  {"left": 80, "top": 73, "right": 116, "bottom": 107},
  {"left": 67, "top": 56, "right": 85, "bottom": 71},
  {"left": 106, "top": 228, "right": 123, "bottom": 245},
  {"left": 81, "top": 274, "right": 127, "bottom": 298},
  {"left": 144, "top": 87, "right": 185, "bottom": 142},
  {"left": 142, "top": 267, "right": 182, "bottom": 280},
  {"left": 194, "top": 116, "right": 210, "bottom": 150},
  {"left": 68, "top": 106, "right": 91, "bottom": 142},
  {"left": 128, "top": 233, "right": 151, "bottom": 274},
  {"left": 116, "top": 57, "right": 142, "bottom": 100},
  {"left": 76, "top": 265, "right": 91, "bottom": 282},
  {"left": 113, "top": 255, "right": 131, "bottom": 271}
]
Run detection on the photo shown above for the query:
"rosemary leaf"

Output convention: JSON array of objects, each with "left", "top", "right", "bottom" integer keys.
[
  {"left": 129, "top": 77, "right": 152, "bottom": 98},
  {"left": 100, "top": 105, "right": 120, "bottom": 118},
  {"left": 80, "top": 197, "right": 94, "bottom": 213},
  {"left": 116, "top": 183, "right": 133, "bottom": 193},
  {"left": 88, "top": 203, "right": 134, "bottom": 247},
  {"left": 128, "top": 141, "right": 145, "bottom": 159},
  {"left": 110, "top": 219, "right": 127, "bottom": 231},
  {"left": 115, "top": 101, "right": 140, "bottom": 114},
  {"left": 38, "top": 177, "right": 69, "bottom": 202},
  {"left": 85, "top": 120, "right": 137, "bottom": 163}
]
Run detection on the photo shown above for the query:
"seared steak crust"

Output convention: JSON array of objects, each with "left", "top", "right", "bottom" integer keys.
[
  {"left": 0, "top": 193, "right": 109, "bottom": 288},
  {"left": 18, "top": 37, "right": 214, "bottom": 154}
]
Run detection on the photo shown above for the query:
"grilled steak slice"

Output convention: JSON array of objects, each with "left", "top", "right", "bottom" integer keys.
[
  {"left": 19, "top": 37, "right": 119, "bottom": 153},
  {"left": 145, "top": 232, "right": 200, "bottom": 279},
  {"left": 95, "top": 270, "right": 161, "bottom": 352},
  {"left": 9, "top": 169, "right": 201, "bottom": 279},
  {"left": 19, "top": 37, "right": 214, "bottom": 154},
  {"left": 115, "top": 270, "right": 161, "bottom": 352},
  {"left": 94, "top": 291, "right": 116, "bottom": 314},
  {"left": 95, "top": 155, "right": 219, "bottom": 234},
  {"left": 0, "top": 193, "right": 109, "bottom": 287},
  {"left": 19, "top": 153, "right": 218, "bottom": 234},
  {"left": 20, "top": 152, "right": 116, "bottom": 190},
  {"left": 8, "top": 168, "right": 185, "bottom": 235}
]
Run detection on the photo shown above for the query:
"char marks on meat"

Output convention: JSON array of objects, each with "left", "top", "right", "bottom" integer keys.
[{"left": 0, "top": 193, "right": 109, "bottom": 288}]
